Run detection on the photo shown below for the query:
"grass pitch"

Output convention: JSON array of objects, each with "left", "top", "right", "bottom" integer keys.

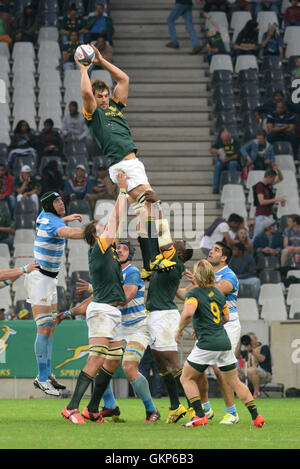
[{"left": 0, "top": 397, "right": 299, "bottom": 450}]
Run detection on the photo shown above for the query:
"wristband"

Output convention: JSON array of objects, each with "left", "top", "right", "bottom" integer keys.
[
  {"left": 119, "top": 188, "right": 127, "bottom": 196},
  {"left": 64, "top": 310, "right": 73, "bottom": 318},
  {"left": 177, "top": 327, "right": 183, "bottom": 333},
  {"left": 22, "top": 266, "right": 27, "bottom": 274},
  {"left": 87, "top": 283, "right": 93, "bottom": 294},
  {"left": 153, "top": 201, "right": 161, "bottom": 209}
]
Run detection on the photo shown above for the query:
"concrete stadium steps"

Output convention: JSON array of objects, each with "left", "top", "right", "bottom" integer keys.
[
  {"left": 127, "top": 69, "right": 209, "bottom": 84},
  {"left": 113, "top": 38, "right": 204, "bottom": 54},
  {"left": 111, "top": 0, "right": 183, "bottom": 8},
  {"left": 130, "top": 127, "right": 209, "bottom": 141},
  {"left": 126, "top": 112, "right": 210, "bottom": 127},
  {"left": 140, "top": 155, "right": 213, "bottom": 169},
  {"left": 113, "top": 54, "right": 205, "bottom": 69},
  {"left": 111, "top": 7, "right": 201, "bottom": 24},
  {"left": 136, "top": 141, "right": 212, "bottom": 153},
  {"left": 126, "top": 82, "right": 208, "bottom": 97},
  {"left": 126, "top": 97, "right": 209, "bottom": 112}
]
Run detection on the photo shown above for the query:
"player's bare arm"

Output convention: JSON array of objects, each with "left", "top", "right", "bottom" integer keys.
[
  {"left": 74, "top": 54, "right": 97, "bottom": 115},
  {"left": 57, "top": 225, "right": 84, "bottom": 239},
  {"left": 0, "top": 260, "right": 39, "bottom": 281},
  {"left": 215, "top": 279, "right": 233, "bottom": 295},
  {"left": 102, "top": 173, "right": 128, "bottom": 246},
  {"left": 90, "top": 44, "right": 130, "bottom": 105}
]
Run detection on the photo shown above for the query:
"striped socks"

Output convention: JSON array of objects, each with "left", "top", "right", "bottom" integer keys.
[
  {"left": 190, "top": 396, "right": 205, "bottom": 418},
  {"left": 245, "top": 400, "right": 259, "bottom": 420}
]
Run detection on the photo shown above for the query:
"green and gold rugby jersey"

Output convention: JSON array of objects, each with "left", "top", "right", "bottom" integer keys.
[
  {"left": 146, "top": 245, "right": 185, "bottom": 312},
  {"left": 184, "top": 286, "right": 231, "bottom": 351},
  {"left": 83, "top": 98, "right": 137, "bottom": 167},
  {"left": 89, "top": 234, "right": 126, "bottom": 304}
]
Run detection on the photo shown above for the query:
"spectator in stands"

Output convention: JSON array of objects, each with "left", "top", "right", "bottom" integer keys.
[
  {"left": 61, "top": 30, "right": 82, "bottom": 72},
  {"left": 235, "top": 227, "right": 253, "bottom": 254},
  {"left": 61, "top": 101, "right": 89, "bottom": 143},
  {"left": 0, "top": 163, "right": 15, "bottom": 216},
  {"left": 229, "top": 243, "right": 261, "bottom": 300},
  {"left": 233, "top": 19, "right": 259, "bottom": 57},
  {"left": 36, "top": 119, "right": 64, "bottom": 164},
  {"left": 203, "top": 0, "right": 228, "bottom": 12},
  {"left": 64, "top": 164, "right": 93, "bottom": 202},
  {"left": 236, "top": 333, "right": 272, "bottom": 398},
  {"left": 85, "top": 164, "right": 117, "bottom": 212},
  {"left": 290, "top": 56, "right": 300, "bottom": 81},
  {"left": 40, "top": 160, "right": 65, "bottom": 196},
  {"left": 13, "top": 2, "right": 39, "bottom": 43},
  {"left": 261, "top": 24, "right": 284, "bottom": 58},
  {"left": 14, "top": 164, "right": 39, "bottom": 212},
  {"left": 254, "top": 89, "right": 284, "bottom": 126},
  {"left": 240, "top": 129, "right": 275, "bottom": 173},
  {"left": 91, "top": 33, "right": 113, "bottom": 65},
  {"left": 210, "top": 129, "right": 241, "bottom": 194},
  {"left": 0, "top": 204, "right": 14, "bottom": 251},
  {"left": 59, "top": 4, "right": 85, "bottom": 46},
  {"left": 8, "top": 120, "right": 37, "bottom": 168},
  {"left": 203, "top": 12, "right": 226, "bottom": 63},
  {"left": 281, "top": 214, "right": 300, "bottom": 267},
  {"left": 256, "top": 0, "right": 279, "bottom": 14},
  {"left": 252, "top": 166, "right": 285, "bottom": 238},
  {"left": 283, "top": 0, "right": 300, "bottom": 27},
  {"left": 0, "top": 8, "right": 13, "bottom": 46},
  {"left": 266, "top": 100, "right": 298, "bottom": 158},
  {"left": 230, "top": 0, "right": 254, "bottom": 14},
  {"left": 82, "top": 2, "right": 114, "bottom": 45},
  {"left": 165, "top": 0, "right": 202, "bottom": 55},
  {"left": 253, "top": 218, "right": 283, "bottom": 260},
  {"left": 200, "top": 213, "right": 244, "bottom": 256}
]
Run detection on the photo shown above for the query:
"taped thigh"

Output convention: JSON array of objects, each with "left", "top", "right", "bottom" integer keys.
[
  {"left": 89, "top": 343, "right": 109, "bottom": 358},
  {"left": 105, "top": 344, "right": 124, "bottom": 361},
  {"left": 34, "top": 312, "right": 55, "bottom": 327},
  {"left": 123, "top": 343, "right": 145, "bottom": 363}
]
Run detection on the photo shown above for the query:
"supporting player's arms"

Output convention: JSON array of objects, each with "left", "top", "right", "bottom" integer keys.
[
  {"left": 123, "top": 284, "right": 139, "bottom": 304},
  {"left": 57, "top": 226, "right": 84, "bottom": 239},
  {"left": 102, "top": 173, "right": 128, "bottom": 247},
  {"left": 0, "top": 261, "right": 39, "bottom": 281},
  {"left": 56, "top": 296, "right": 93, "bottom": 325},
  {"left": 215, "top": 279, "right": 233, "bottom": 295},
  {"left": 90, "top": 44, "right": 130, "bottom": 105}
]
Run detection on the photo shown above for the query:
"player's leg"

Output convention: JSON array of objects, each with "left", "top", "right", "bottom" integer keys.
[
  {"left": 212, "top": 364, "right": 239, "bottom": 424},
  {"left": 194, "top": 371, "right": 214, "bottom": 419},
  {"left": 46, "top": 300, "right": 66, "bottom": 391},
  {"left": 179, "top": 361, "right": 208, "bottom": 427},
  {"left": 221, "top": 366, "right": 265, "bottom": 427},
  {"left": 122, "top": 340, "right": 160, "bottom": 422}
]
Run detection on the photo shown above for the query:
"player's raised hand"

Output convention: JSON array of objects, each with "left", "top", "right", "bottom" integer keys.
[
  {"left": 90, "top": 44, "right": 103, "bottom": 65},
  {"left": 64, "top": 213, "right": 83, "bottom": 223},
  {"left": 74, "top": 53, "right": 92, "bottom": 70},
  {"left": 144, "top": 190, "right": 160, "bottom": 203},
  {"left": 76, "top": 278, "right": 90, "bottom": 294},
  {"left": 185, "top": 268, "right": 196, "bottom": 285},
  {"left": 24, "top": 260, "right": 40, "bottom": 273}
]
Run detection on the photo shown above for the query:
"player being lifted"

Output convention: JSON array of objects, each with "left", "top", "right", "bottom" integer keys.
[
  {"left": 175, "top": 259, "right": 265, "bottom": 429},
  {"left": 74, "top": 45, "right": 169, "bottom": 274}
]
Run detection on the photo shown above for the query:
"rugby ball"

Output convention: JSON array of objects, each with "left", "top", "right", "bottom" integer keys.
[{"left": 75, "top": 44, "right": 95, "bottom": 65}]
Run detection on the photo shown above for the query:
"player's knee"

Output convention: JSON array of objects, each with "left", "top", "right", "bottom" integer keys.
[{"left": 122, "top": 360, "right": 137, "bottom": 379}]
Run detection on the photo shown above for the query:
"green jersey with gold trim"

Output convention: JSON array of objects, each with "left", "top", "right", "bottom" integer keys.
[
  {"left": 89, "top": 234, "right": 126, "bottom": 304},
  {"left": 83, "top": 98, "right": 137, "bottom": 166},
  {"left": 184, "top": 286, "right": 231, "bottom": 351}
]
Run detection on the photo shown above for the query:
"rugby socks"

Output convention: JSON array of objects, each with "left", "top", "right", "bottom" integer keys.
[
  {"left": 46, "top": 336, "right": 53, "bottom": 377},
  {"left": 174, "top": 369, "right": 191, "bottom": 409},
  {"left": 67, "top": 370, "right": 93, "bottom": 410},
  {"left": 34, "top": 333, "right": 48, "bottom": 382},
  {"left": 102, "top": 382, "right": 118, "bottom": 410},
  {"left": 131, "top": 373, "right": 155, "bottom": 413},
  {"left": 202, "top": 401, "right": 211, "bottom": 413},
  {"left": 87, "top": 366, "right": 113, "bottom": 413},
  {"left": 160, "top": 371, "right": 180, "bottom": 410},
  {"left": 226, "top": 404, "right": 237, "bottom": 417},
  {"left": 245, "top": 400, "right": 259, "bottom": 420},
  {"left": 190, "top": 397, "right": 205, "bottom": 418}
]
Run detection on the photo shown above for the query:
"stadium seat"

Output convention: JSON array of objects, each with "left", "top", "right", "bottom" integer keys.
[
  {"left": 14, "top": 229, "right": 36, "bottom": 245},
  {"left": 286, "top": 41, "right": 300, "bottom": 58},
  {"left": 259, "top": 269, "right": 281, "bottom": 284},
  {"left": 235, "top": 55, "right": 258, "bottom": 73},
  {"left": 212, "top": 82, "right": 234, "bottom": 100},
  {"left": 12, "top": 42, "right": 35, "bottom": 60},
  {"left": 287, "top": 284, "right": 300, "bottom": 305},
  {"left": 215, "top": 110, "right": 237, "bottom": 131},
  {"left": 91, "top": 70, "right": 114, "bottom": 90},
  {"left": 275, "top": 154, "right": 296, "bottom": 171},
  {"left": 256, "top": 255, "right": 280, "bottom": 272},
  {"left": 205, "top": 11, "right": 228, "bottom": 30},
  {"left": 209, "top": 54, "right": 233, "bottom": 74},
  {"left": 38, "top": 26, "right": 59, "bottom": 42},
  {"left": 239, "top": 96, "right": 260, "bottom": 114},
  {"left": 246, "top": 170, "right": 265, "bottom": 190},
  {"left": 0, "top": 258, "right": 10, "bottom": 270},
  {"left": 13, "top": 215, "right": 36, "bottom": 230},
  {"left": 230, "top": 11, "right": 252, "bottom": 31},
  {"left": 212, "top": 70, "right": 233, "bottom": 85},
  {"left": 258, "top": 284, "right": 284, "bottom": 305},
  {"left": 219, "top": 171, "right": 243, "bottom": 189},
  {"left": 39, "top": 156, "right": 64, "bottom": 174},
  {"left": 237, "top": 298, "right": 259, "bottom": 321},
  {"left": 68, "top": 200, "right": 92, "bottom": 218},
  {"left": 0, "top": 42, "right": 10, "bottom": 58},
  {"left": 0, "top": 244, "right": 10, "bottom": 259},
  {"left": 214, "top": 95, "right": 235, "bottom": 112},
  {"left": 238, "top": 283, "right": 256, "bottom": 299},
  {"left": 287, "top": 270, "right": 300, "bottom": 280},
  {"left": 13, "top": 243, "right": 34, "bottom": 258},
  {"left": 260, "top": 298, "right": 287, "bottom": 320},
  {"left": 1, "top": 287, "right": 12, "bottom": 312},
  {"left": 239, "top": 81, "right": 260, "bottom": 97},
  {"left": 64, "top": 140, "right": 89, "bottom": 158},
  {"left": 277, "top": 199, "right": 300, "bottom": 218},
  {"left": 68, "top": 256, "right": 89, "bottom": 274},
  {"left": 222, "top": 200, "right": 247, "bottom": 220},
  {"left": 14, "top": 199, "right": 38, "bottom": 216},
  {"left": 257, "top": 11, "right": 279, "bottom": 41},
  {"left": 57, "top": 286, "right": 68, "bottom": 312},
  {"left": 220, "top": 184, "right": 245, "bottom": 203}
]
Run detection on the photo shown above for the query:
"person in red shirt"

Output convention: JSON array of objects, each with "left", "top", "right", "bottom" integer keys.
[
  {"left": 253, "top": 166, "right": 285, "bottom": 238},
  {"left": 284, "top": 0, "right": 300, "bottom": 26},
  {"left": 0, "top": 163, "right": 15, "bottom": 216}
]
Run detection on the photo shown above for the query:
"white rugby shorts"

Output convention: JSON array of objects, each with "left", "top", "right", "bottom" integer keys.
[
  {"left": 109, "top": 158, "right": 149, "bottom": 192},
  {"left": 86, "top": 301, "right": 122, "bottom": 341},
  {"left": 187, "top": 346, "right": 237, "bottom": 369},
  {"left": 224, "top": 319, "right": 241, "bottom": 354},
  {"left": 24, "top": 270, "right": 58, "bottom": 307},
  {"left": 121, "top": 316, "right": 150, "bottom": 349},
  {"left": 147, "top": 309, "right": 180, "bottom": 352}
]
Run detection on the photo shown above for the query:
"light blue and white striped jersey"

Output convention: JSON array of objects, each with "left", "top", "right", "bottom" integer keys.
[
  {"left": 120, "top": 264, "right": 146, "bottom": 327},
  {"left": 34, "top": 211, "right": 66, "bottom": 274},
  {"left": 215, "top": 265, "right": 239, "bottom": 322}
]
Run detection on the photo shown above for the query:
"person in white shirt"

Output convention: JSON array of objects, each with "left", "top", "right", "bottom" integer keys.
[{"left": 200, "top": 213, "right": 244, "bottom": 256}]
